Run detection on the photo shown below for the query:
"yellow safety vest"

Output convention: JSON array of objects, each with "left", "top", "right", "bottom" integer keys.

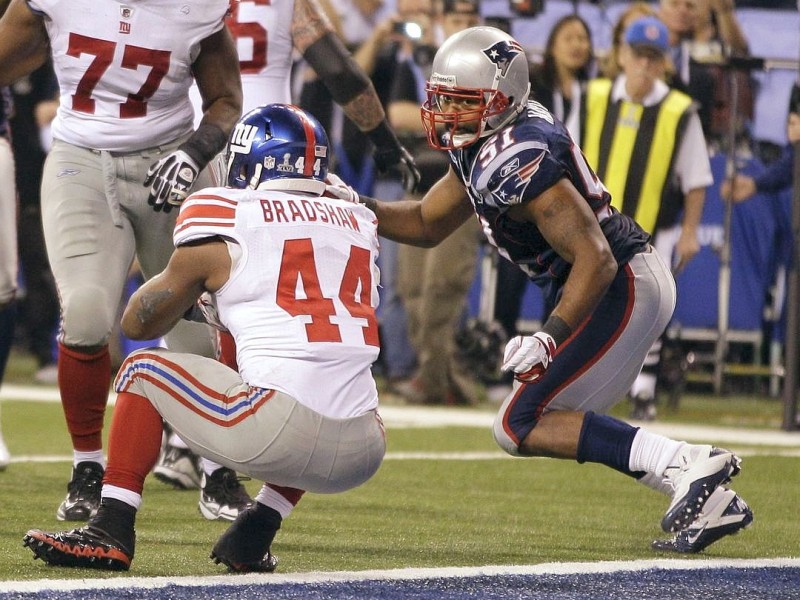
[{"left": 584, "top": 78, "right": 693, "bottom": 233}]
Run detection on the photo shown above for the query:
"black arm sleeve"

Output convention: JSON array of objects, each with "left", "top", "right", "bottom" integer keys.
[{"left": 302, "top": 31, "right": 371, "bottom": 105}]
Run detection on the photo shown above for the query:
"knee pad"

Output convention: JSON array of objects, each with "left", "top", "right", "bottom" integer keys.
[
  {"left": 60, "top": 285, "right": 114, "bottom": 347},
  {"left": 493, "top": 412, "right": 524, "bottom": 457}
]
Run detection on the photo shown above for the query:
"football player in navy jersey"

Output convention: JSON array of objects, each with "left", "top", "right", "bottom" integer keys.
[{"left": 326, "top": 26, "right": 753, "bottom": 553}]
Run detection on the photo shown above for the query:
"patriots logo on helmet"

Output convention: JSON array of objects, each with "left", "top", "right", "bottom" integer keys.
[{"left": 482, "top": 40, "right": 524, "bottom": 77}]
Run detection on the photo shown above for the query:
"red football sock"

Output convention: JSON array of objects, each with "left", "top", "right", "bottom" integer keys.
[
  {"left": 104, "top": 391, "right": 163, "bottom": 495},
  {"left": 267, "top": 484, "right": 305, "bottom": 507},
  {"left": 217, "top": 330, "right": 238, "bottom": 371},
  {"left": 57, "top": 342, "right": 111, "bottom": 452}
]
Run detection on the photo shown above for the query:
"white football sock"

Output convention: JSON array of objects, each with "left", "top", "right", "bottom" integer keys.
[
  {"left": 629, "top": 429, "right": 684, "bottom": 476},
  {"left": 74, "top": 449, "right": 105, "bottom": 469}
]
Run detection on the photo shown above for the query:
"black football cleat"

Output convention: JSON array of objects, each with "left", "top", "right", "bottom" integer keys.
[
  {"left": 199, "top": 467, "right": 253, "bottom": 521},
  {"left": 23, "top": 525, "right": 134, "bottom": 571},
  {"left": 210, "top": 502, "right": 281, "bottom": 573},
  {"left": 56, "top": 461, "right": 104, "bottom": 522}
]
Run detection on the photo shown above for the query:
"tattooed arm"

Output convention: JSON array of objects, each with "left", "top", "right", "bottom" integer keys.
[
  {"left": 292, "top": 0, "right": 386, "bottom": 133},
  {"left": 121, "top": 239, "right": 231, "bottom": 340}
]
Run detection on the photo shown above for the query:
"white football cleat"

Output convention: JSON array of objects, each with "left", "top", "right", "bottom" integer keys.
[
  {"left": 661, "top": 444, "right": 741, "bottom": 533},
  {"left": 652, "top": 487, "right": 753, "bottom": 553}
]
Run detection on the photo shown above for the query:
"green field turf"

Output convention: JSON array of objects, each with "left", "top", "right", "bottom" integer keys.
[{"left": 0, "top": 378, "right": 798, "bottom": 580}]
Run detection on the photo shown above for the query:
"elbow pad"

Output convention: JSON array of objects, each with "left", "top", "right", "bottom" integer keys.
[{"left": 303, "top": 32, "right": 371, "bottom": 105}]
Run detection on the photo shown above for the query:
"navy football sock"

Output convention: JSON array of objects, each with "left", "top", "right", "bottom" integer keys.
[{"left": 576, "top": 411, "right": 645, "bottom": 478}]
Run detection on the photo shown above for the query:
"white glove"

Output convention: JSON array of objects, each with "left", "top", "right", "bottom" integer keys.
[
  {"left": 183, "top": 292, "right": 227, "bottom": 331},
  {"left": 144, "top": 150, "right": 200, "bottom": 213},
  {"left": 501, "top": 332, "right": 557, "bottom": 383},
  {"left": 324, "top": 172, "right": 360, "bottom": 204}
]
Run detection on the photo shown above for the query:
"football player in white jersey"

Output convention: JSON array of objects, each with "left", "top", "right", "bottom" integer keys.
[
  {"left": 0, "top": 0, "right": 248, "bottom": 521},
  {"left": 24, "top": 103, "right": 387, "bottom": 573},
  {"left": 157, "top": 0, "right": 419, "bottom": 520}
]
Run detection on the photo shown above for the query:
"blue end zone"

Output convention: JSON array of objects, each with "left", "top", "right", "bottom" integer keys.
[{"left": 6, "top": 565, "right": 799, "bottom": 599}]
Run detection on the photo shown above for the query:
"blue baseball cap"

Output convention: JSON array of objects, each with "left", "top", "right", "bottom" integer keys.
[{"left": 624, "top": 16, "right": 669, "bottom": 53}]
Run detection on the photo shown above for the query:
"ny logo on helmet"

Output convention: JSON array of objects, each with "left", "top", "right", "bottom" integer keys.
[
  {"left": 230, "top": 123, "right": 261, "bottom": 154},
  {"left": 482, "top": 40, "right": 524, "bottom": 78}
]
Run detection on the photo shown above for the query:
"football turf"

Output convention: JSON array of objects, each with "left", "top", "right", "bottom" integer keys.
[{"left": 0, "top": 384, "right": 797, "bottom": 580}]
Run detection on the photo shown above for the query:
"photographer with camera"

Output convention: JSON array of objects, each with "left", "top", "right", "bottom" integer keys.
[{"left": 345, "top": 0, "right": 440, "bottom": 386}]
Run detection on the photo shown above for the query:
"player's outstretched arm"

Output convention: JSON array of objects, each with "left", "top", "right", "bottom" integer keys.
[
  {"left": 0, "top": 0, "right": 49, "bottom": 86},
  {"left": 343, "top": 168, "right": 472, "bottom": 246}
]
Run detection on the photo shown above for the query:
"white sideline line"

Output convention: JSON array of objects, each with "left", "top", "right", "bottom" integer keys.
[
  {"left": 1, "top": 558, "right": 798, "bottom": 594},
  {"left": 9, "top": 446, "right": 800, "bottom": 466},
  {"left": 3, "top": 384, "right": 800, "bottom": 447}
]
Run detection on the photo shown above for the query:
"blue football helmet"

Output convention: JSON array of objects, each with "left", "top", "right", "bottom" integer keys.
[{"left": 225, "top": 103, "right": 329, "bottom": 190}]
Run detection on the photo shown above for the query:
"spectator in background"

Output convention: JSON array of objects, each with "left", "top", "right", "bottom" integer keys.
[
  {"left": 600, "top": 2, "right": 663, "bottom": 80},
  {"left": 9, "top": 59, "right": 60, "bottom": 384},
  {"left": 583, "top": 16, "right": 712, "bottom": 420},
  {"left": 722, "top": 109, "right": 800, "bottom": 202},
  {"left": 693, "top": 0, "right": 748, "bottom": 55},
  {"left": 0, "top": 85, "right": 15, "bottom": 470},
  {"left": 530, "top": 14, "right": 594, "bottom": 146},
  {"left": 391, "top": 0, "right": 484, "bottom": 405},
  {"left": 658, "top": 0, "right": 717, "bottom": 137},
  {"left": 690, "top": 0, "right": 754, "bottom": 148}
]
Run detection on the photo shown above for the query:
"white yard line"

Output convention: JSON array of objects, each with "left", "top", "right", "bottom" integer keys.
[{"left": 3, "top": 384, "right": 800, "bottom": 447}]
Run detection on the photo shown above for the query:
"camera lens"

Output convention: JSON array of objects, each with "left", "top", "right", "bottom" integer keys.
[{"left": 403, "top": 22, "right": 422, "bottom": 39}]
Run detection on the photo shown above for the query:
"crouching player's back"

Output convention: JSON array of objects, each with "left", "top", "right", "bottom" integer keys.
[{"left": 24, "top": 104, "right": 386, "bottom": 573}]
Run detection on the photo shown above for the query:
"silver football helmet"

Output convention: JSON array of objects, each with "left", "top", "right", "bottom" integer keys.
[{"left": 421, "top": 27, "right": 531, "bottom": 150}]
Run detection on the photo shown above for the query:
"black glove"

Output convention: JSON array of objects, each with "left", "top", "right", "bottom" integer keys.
[
  {"left": 183, "top": 292, "right": 227, "bottom": 331},
  {"left": 144, "top": 150, "right": 200, "bottom": 213},
  {"left": 375, "top": 144, "right": 421, "bottom": 194},
  {"left": 368, "top": 121, "right": 422, "bottom": 194}
]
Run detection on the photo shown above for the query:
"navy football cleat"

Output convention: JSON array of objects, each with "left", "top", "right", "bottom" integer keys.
[
  {"left": 652, "top": 487, "right": 753, "bottom": 553},
  {"left": 661, "top": 445, "right": 741, "bottom": 533}
]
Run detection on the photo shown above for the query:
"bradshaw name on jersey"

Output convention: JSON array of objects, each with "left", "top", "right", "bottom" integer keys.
[
  {"left": 174, "top": 188, "right": 381, "bottom": 419},
  {"left": 28, "top": 0, "right": 229, "bottom": 151},
  {"left": 450, "top": 100, "right": 649, "bottom": 297}
]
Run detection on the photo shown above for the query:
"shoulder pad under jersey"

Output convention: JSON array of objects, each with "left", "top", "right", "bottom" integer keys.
[
  {"left": 174, "top": 189, "right": 238, "bottom": 247},
  {"left": 473, "top": 122, "right": 564, "bottom": 209}
]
